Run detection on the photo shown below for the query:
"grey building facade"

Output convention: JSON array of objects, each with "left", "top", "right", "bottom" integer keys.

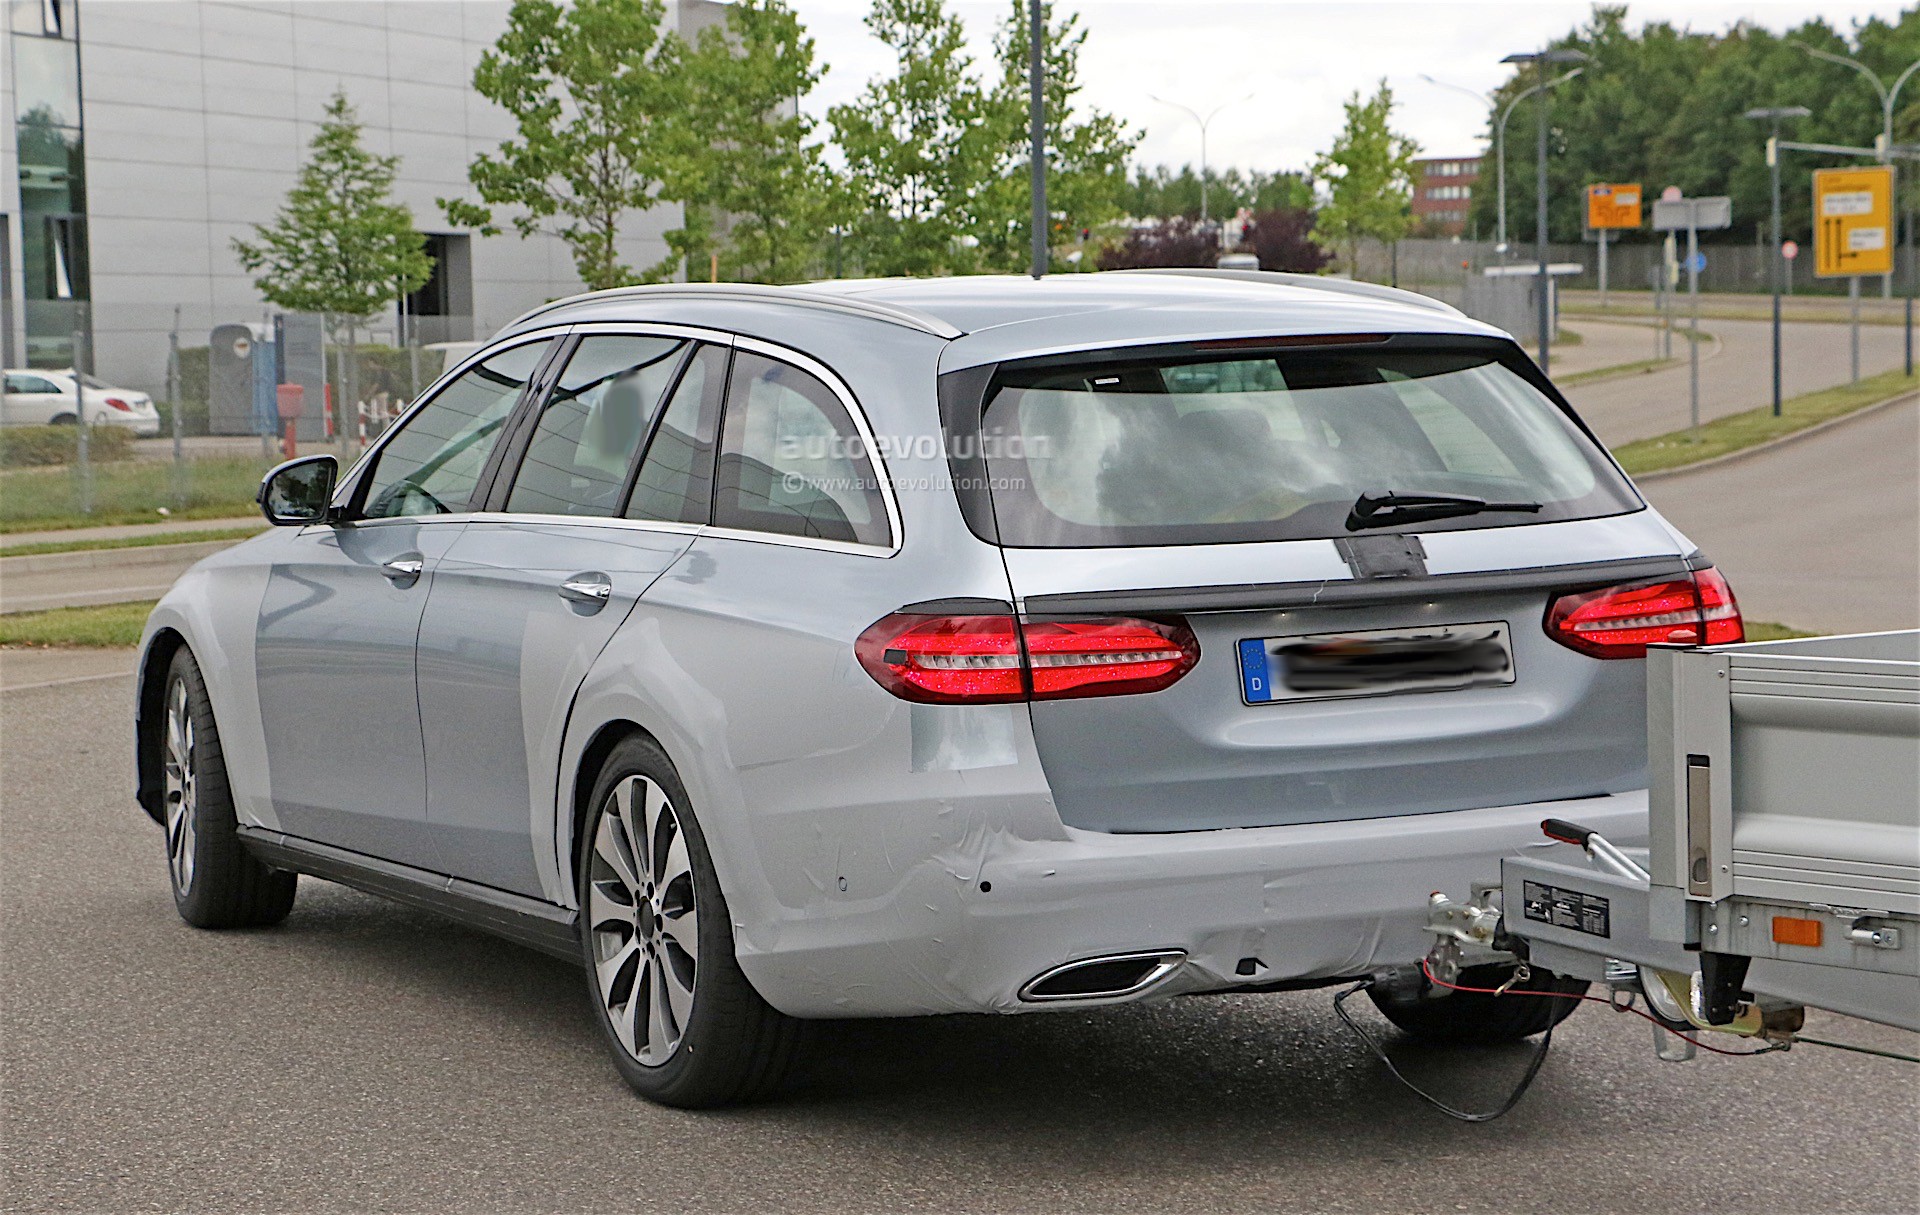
[{"left": 2, "top": 0, "right": 724, "bottom": 394}]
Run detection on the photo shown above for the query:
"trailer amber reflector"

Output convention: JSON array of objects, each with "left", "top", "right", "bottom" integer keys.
[{"left": 1772, "top": 916, "right": 1823, "bottom": 947}]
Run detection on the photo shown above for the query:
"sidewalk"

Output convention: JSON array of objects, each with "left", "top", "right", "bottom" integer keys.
[{"left": 0, "top": 515, "right": 265, "bottom": 551}]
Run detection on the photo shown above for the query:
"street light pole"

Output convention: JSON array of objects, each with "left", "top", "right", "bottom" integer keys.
[
  {"left": 1503, "top": 48, "right": 1589, "bottom": 371},
  {"left": 1745, "top": 106, "right": 1810, "bottom": 417},
  {"left": 1149, "top": 93, "right": 1252, "bottom": 230},
  {"left": 1028, "top": 0, "right": 1046, "bottom": 279}
]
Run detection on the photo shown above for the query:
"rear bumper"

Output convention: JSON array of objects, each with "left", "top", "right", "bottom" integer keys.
[{"left": 737, "top": 789, "right": 1649, "bottom": 1018}]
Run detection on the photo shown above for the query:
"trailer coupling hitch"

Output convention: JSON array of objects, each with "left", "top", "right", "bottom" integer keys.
[{"left": 1422, "top": 819, "right": 1803, "bottom": 1062}]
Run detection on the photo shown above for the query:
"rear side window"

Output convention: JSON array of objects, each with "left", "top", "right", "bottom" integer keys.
[
  {"left": 505, "top": 335, "right": 689, "bottom": 517},
  {"left": 977, "top": 342, "right": 1637, "bottom": 547},
  {"left": 712, "top": 352, "right": 891, "bottom": 547}
]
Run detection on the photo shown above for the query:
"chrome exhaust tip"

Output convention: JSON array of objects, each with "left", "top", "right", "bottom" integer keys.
[{"left": 1018, "top": 949, "right": 1186, "bottom": 1003}]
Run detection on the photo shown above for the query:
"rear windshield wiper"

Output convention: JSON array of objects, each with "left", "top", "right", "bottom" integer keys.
[{"left": 1346, "top": 490, "right": 1544, "bottom": 532}]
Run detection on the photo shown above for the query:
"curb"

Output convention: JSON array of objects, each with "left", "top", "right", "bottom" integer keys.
[
  {"left": 0, "top": 537, "right": 241, "bottom": 575},
  {"left": 1634, "top": 388, "right": 1920, "bottom": 483},
  {"left": 1560, "top": 327, "right": 1722, "bottom": 389}
]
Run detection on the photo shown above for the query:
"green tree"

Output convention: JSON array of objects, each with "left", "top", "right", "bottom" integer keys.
[
  {"left": 1469, "top": 6, "right": 1920, "bottom": 253},
  {"left": 443, "top": 0, "right": 675, "bottom": 291},
  {"left": 1310, "top": 81, "right": 1419, "bottom": 269},
  {"left": 828, "top": 0, "right": 1001, "bottom": 276},
  {"left": 972, "top": 1, "right": 1137, "bottom": 272},
  {"left": 661, "top": 0, "right": 829, "bottom": 283},
  {"left": 1125, "top": 165, "right": 1312, "bottom": 221},
  {"left": 233, "top": 89, "right": 431, "bottom": 442}
]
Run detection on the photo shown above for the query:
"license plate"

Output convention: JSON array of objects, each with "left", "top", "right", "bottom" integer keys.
[{"left": 1236, "top": 621, "right": 1516, "bottom": 705}]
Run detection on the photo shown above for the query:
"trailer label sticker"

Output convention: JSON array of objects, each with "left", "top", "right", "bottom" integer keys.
[{"left": 1522, "top": 880, "right": 1612, "bottom": 938}]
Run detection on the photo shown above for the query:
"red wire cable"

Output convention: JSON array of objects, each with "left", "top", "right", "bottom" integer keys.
[{"left": 1419, "top": 959, "right": 1782, "bottom": 1058}]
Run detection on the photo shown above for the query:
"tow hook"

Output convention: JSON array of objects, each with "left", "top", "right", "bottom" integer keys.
[{"left": 1422, "top": 883, "right": 1518, "bottom": 987}]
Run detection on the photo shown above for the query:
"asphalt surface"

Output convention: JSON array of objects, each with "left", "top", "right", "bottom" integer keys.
[
  {"left": 4, "top": 674, "right": 1918, "bottom": 1215},
  {"left": 1564, "top": 316, "right": 1909, "bottom": 446},
  {"left": 1642, "top": 398, "right": 1920, "bottom": 635}
]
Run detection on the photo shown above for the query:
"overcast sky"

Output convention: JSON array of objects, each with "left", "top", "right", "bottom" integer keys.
[{"left": 791, "top": 1, "right": 1912, "bottom": 173}]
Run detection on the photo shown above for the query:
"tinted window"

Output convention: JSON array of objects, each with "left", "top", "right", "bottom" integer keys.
[
  {"left": 979, "top": 343, "right": 1637, "bottom": 547},
  {"left": 712, "top": 353, "right": 890, "bottom": 547},
  {"left": 5, "top": 374, "right": 61, "bottom": 393},
  {"left": 361, "top": 339, "right": 552, "bottom": 519},
  {"left": 506, "top": 335, "right": 688, "bottom": 517},
  {"left": 626, "top": 344, "right": 728, "bottom": 525}
]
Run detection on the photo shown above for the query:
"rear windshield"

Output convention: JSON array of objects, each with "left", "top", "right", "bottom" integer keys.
[{"left": 977, "top": 341, "right": 1639, "bottom": 547}]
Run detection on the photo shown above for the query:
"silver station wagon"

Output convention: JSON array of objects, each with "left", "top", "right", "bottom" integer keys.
[{"left": 134, "top": 272, "right": 1743, "bottom": 1106}]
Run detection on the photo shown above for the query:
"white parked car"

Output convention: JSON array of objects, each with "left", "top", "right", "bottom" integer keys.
[{"left": 2, "top": 368, "right": 162, "bottom": 435}]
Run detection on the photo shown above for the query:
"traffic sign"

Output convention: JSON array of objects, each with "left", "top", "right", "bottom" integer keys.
[
  {"left": 1652, "top": 196, "right": 1732, "bottom": 232},
  {"left": 1686, "top": 251, "right": 1707, "bottom": 273},
  {"left": 1813, "top": 164, "right": 1894, "bottom": 278},
  {"left": 1782, "top": 239, "right": 1799, "bottom": 261},
  {"left": 1586, "top": 183, "right": 1642, "bottom": 229}
]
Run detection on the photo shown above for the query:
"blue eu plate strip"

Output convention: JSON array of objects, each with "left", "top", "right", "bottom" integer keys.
[{"left": 1238, "top": 638, "right": 1274, "bottom": 704}]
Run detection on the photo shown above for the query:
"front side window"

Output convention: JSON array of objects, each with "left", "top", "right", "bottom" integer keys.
[
  {"left": 712, "top": 352, "right": 890, "bottom": 547},
  {"left": 505, "top": 335, "right": 689, "bottom": 517},
  {"left": 360, "top": 339, "right": 552, "bottom": 519},
  {"left": 4, "top": 373, "right": 61, "bottom": 394},
  {"left": 978, "top": 341, "right": 1638, "bottom": 547}
]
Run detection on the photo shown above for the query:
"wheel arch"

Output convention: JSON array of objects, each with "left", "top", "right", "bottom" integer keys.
[
  {"left": 134, "top": 626, "right": 190, "bottom": 824},
  {"left": 565, "top": 718, "right": 654, "bottom": 905}
]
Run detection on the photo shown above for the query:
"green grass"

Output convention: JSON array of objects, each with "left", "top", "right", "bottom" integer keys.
[
  {"left": 0, "top": 599, "right": 156, "bottom": 648},
  {"left": 1558, "top": 356, "right": 1679, "bottom": 388},
  {"left": 1612, "top": 367, "right": 1918, "bottom": 476},
  {"left": 1743, "top": 621, "right": 1814, "bottom": 643},
  {"left": 0, "top": 525, "right": 266, "bottom": 557},
  {"left": 1564, "top": 299, "right": 1907, "bottom": 326},
  {"left": 0, "top": 455, "right": 273, "bottom": 533}
]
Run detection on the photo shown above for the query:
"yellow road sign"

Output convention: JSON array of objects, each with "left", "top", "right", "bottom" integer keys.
[
  {"left": 1813, "top": 165, "right": 1894, "bottom": 278},
  {"left": 1586, "top": 183, "right": 1642, "bottom": 230}
]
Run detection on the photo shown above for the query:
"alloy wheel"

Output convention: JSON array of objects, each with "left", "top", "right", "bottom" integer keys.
[
  {"left": 587, "top": 775, "right": 699, "bottom": 1066},
  {"left": 162, "top": 677, "right": 197, "bottom": 893}
]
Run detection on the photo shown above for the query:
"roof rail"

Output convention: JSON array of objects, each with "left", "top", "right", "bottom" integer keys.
[
  {"left": 501, "top": 282, "right": 964, "bottom": 340},
  {"left": 1116, "top": 267, "right": 1463, "bottom": 317}
]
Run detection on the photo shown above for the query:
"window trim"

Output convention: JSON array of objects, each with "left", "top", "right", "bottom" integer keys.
[
  {"left": 332, "top": 327, "right": 569, "bottom": 527},
  {"left": 334, "top": 322, "right": 904, "bottom": 557}
]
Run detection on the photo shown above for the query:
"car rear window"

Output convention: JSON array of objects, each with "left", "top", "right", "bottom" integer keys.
[{"left": 976, "top": 341, "right": 1639, "bottom": 547}]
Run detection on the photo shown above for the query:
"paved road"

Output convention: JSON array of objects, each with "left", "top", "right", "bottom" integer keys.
[
  {"left": 4, "top": 675, "right": 1917, "bottom": 1215},
  {"left": 1564, "top": 317, "right": 1910, "bottom": 446},
  {"left": 1643, "top": 399, "right": 1920, "bottom": 635}
]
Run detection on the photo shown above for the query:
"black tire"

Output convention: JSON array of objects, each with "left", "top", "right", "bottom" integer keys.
[
  {"left": 1368, "top": 963, "right": 1588, "bottom": 1045},
  {"left": 577, "top": 735, "right": 800, "bottom": 1108},
  {"left": 160, "top": 647, "right": 297, "bottom": 928}
]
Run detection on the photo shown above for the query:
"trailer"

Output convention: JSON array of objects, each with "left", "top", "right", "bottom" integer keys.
[{"left": 1419, "top": 630, "right": 1919, "bottom": 1064}]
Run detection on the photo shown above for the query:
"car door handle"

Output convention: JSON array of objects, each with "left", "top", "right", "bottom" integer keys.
[
  {"left": 559, "top": 573, "right": 613, "bottom": 606},
  {"left": 381, "top": 556, "right": 425, "bottom": 582}
]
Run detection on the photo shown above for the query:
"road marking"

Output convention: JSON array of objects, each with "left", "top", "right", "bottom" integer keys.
[{"left": 3, "top": 669, "right": 136, "bottom": 693}]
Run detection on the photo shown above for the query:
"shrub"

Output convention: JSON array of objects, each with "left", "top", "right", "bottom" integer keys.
[
  {"left": 1238, "top": 207, "right": 1332, "bottom": 274},
  {"left": 1095, "top": 218, "right": 1221, "bottom": 270},
  {"left": 0, "top": 424, "right": 135, "bottom": 468}
]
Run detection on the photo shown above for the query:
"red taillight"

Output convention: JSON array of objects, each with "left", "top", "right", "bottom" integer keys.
[
  {"left": 1546, "top": 567, "right": 1743, "bottom": 659},
  {"left": 855, "top": 613, "right": 1200, "bottom": 703},
  {"left": 104, "top": 397, "right": 134, "bottom": 412}
]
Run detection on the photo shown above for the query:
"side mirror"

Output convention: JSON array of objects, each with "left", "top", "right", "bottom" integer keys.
[{"left": 257, "top": 455, "right": 338, "bottom": 526}]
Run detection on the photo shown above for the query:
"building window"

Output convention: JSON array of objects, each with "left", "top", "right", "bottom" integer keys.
[{"left": 10, "top": 0, "right": 90, "bottom": 367}]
